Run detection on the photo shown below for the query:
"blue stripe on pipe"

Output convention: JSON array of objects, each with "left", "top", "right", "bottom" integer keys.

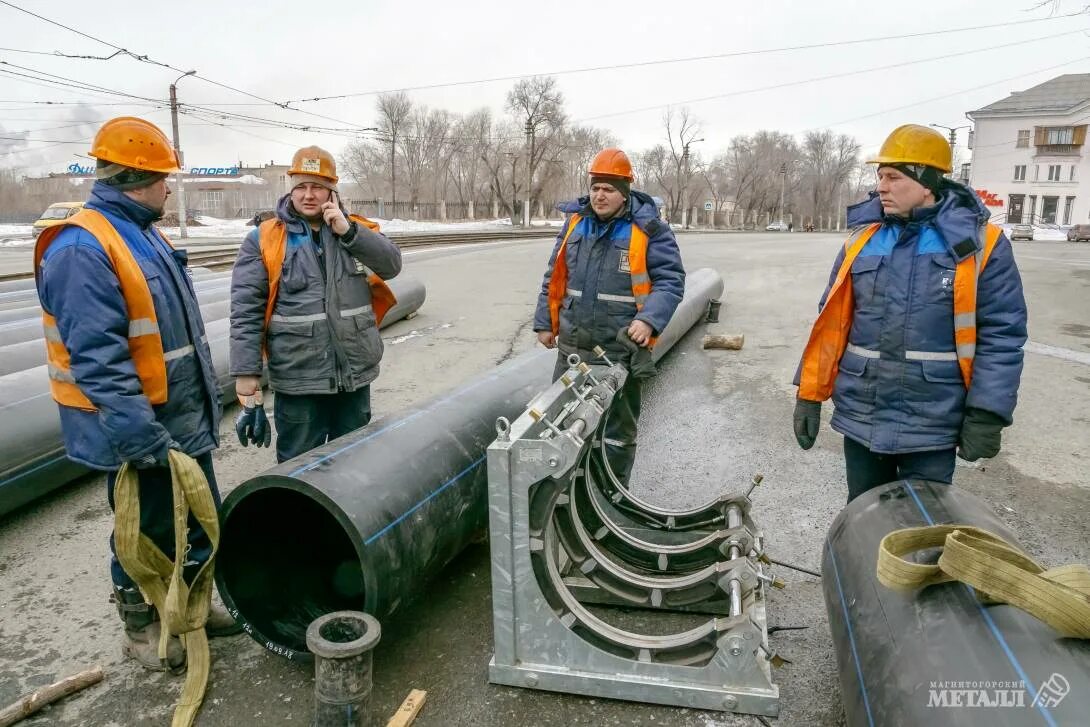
[
  {"left": 363, "top": 455, "right": 485, "bottom": 546},
  {"left": 828, "top": 541, "right": 876, "bottom": 727},
  {"left": 902, "top": 480, "right": 1057, "bottom": 727}
]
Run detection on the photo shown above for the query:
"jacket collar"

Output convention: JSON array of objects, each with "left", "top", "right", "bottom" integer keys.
[
  {"left": 557, "top": 189, "right": 660, "bottom": 232},
  {"left": 87, "top": 181, "right": 162, "bottom": 230},
  {"left": 844, "top": 179, "right": 989, "bottom": 261}
]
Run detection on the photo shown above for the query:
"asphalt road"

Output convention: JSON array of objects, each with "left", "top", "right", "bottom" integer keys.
[{"left": 1, "top": 232, "right": 1087, "bottom": 726}]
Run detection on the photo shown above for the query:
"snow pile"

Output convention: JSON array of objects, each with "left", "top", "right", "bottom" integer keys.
[
  {"left": 1000, "top": 224, "right": 1068, "bottom": 241},
  {"left": 0, "top": 224, "right": 34, "bottom": 247},
  {"left": 372, "top": 218, "right": 543, "bottom": 233},
  {"left": 159, "top": 217, "right": 252, "bottom": 239}
]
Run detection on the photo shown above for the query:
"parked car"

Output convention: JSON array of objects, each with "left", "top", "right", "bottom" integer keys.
[
  {"left": 1067, "top": 224, "right": 1090, "bottom": 242},
  {"left": 1009, "top": 224, "right": 1034, "bottom": 241},
  {"left": 766, "top": 221, "right": 789, "bottom": 232},
  {"left": 32, "top": 202, "right": 83, "bottom": 238}
]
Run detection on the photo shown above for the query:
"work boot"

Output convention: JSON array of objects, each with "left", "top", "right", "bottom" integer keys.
[
  {"left": 205, "top": 591, "right": 243, "bottom": 637},
  {"left": 112, "top": 586, "right": 186, "bottom": 673}
]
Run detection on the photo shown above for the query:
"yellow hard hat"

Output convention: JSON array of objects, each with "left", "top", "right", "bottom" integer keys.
[{"left": 866, "top": 124, "right": 952, "bottom": 173}]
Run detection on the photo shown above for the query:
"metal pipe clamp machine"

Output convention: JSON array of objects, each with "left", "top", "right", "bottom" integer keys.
[{"left": 486, "top": 351, "right": 781, "bottom": 717}]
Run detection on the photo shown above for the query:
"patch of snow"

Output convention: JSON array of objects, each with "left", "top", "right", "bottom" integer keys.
[
  {"left": 160, "top": 216, "right": 252, "bottom": 239},
  {"left": 1000, "top": 223, "right": 1068, "bottom": 241}
]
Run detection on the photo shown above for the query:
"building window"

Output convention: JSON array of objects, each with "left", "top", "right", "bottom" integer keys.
[
  {"left": 1064, "top": 196, "right": 1076, "bottom": 225},
  {"left": 1041, "top": 196, "right": 1058, "bottom": 224},
  {"left": 1013, "top": 165, "right": 1026, "bottom": 181},
  {"left": 1048, "top": 165, "right": 1062, "bottom": 182},
  {"left": 1072, "top": 165, "right": 1078, "bottom": 182},
  {"left": 1017, "top": 129, "right": 1030, "bottom": 147},
  {"left": 1047, "top": 127, "right": 1075, "bottom": 145},
  {"left": 201, "top": 190, "right": 223, "bottom": 213}
]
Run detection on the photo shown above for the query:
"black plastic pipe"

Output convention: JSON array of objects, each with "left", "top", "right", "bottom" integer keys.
[
  {"left": 216, "top": 268, "right": 724, "bottom": 660},
  {"left": 823, "top": 480, "right": 1090, "bottom": 727},
  {"left": 0, "top": 276, "right": 427, "bottom": 518}
]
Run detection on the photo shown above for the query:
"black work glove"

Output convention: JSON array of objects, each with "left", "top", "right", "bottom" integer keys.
[
  {"left": 793, "top": 399, "right": 822, "bottom": 450},
  {"left": 614, "top": 327, "right": 658, "bottom": 379},
  {"left": 235, "top": 404, "right": 271, "bottom": 448},
  {"left": 958, "top": 407, "right": 1005, "bottom": 462}
]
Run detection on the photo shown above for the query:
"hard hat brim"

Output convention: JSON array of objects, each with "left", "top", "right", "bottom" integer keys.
[{"left": 866, "top": 154, "right": 952, "bottom": 174}]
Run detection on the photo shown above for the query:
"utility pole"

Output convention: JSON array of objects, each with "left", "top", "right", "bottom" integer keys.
[
  {"left": 523, "top": 119, "right": 533, "bottom": 229},
  {"left": 169, "top": 70, "right": 195, "bottom": 238},
  {"left": 930, "top": 123, "right": 970, "bottom": 175},
  {"left": 779, "top": 162, "right": 787, "bottom": 226},
  {"left": 390, "top": 131, "right": 397, "bottom": 215},
  {"left": 680, "top": 137, "right": 703, "bottom": 230}
]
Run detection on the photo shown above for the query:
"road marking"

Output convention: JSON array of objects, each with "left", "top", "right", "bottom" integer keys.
[{"left": 1025, "top": 340, "right": 1090, "bottom": 366}]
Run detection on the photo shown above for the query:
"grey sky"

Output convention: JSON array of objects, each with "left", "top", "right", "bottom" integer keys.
[{"left": 0, "top": 0, "right": 1086, "bottom": 176}]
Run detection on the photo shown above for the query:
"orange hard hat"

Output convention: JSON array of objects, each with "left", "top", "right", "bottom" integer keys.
[
  {"left": 89, "top": 116, "right": 180, "bottom": 174},
  {"left": 588, "top": 147, "right": 634, "bottom": 181},
  {"left": 288, "top": 146, "right": 338, "bottom": 183},
  {"left": 867, "top": 124, "right": 953, "bottom": 173}
]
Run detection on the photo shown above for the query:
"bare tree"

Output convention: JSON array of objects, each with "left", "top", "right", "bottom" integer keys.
[
  {"left": 655, "top": 107, "right": 702, "bottom": 221},
  {"left": 800, "top": 130, "right": 860, "bottom": 226},
  {"left": 506, "top": 76, "right": 567, "bottom": 213},
  {"left": 375, "top": 92, "right": 412, "bottom": 208}
]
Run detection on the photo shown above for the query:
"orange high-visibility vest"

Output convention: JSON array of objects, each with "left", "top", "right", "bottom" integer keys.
[
  {"left": 546, "top": 213, "right": 655, "bottom": 344},
  {"left": 34, "top": 209, "right": 169, "bottom": 410},
  {"left": 797, "top": 222, "right": 1003, "bottom": 402},
  {"left": 257, "top": 214, "right": 397, "bottom": 334}
]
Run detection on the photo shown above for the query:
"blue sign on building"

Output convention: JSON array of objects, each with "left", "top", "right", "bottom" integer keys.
[{"left": 66, "top": 163, "right": 240, "bottom": 176}]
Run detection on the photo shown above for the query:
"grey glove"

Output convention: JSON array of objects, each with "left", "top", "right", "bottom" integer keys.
[
  {"left": 793, "top": 399, "right": 821, "bottom": 450},
  {"left": 958, "top": 407, "right": 1005, "bottom": 462},
  {"left": 614, "top": 327, "right": 658, "bottom": 379}
]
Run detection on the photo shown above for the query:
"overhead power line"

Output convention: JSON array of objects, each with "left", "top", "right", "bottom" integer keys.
[
  {"left": 574, "top": 27, "right": 1087, "bottom": 123},
  {"left": 280, "top": 11, "right": 1090, "bottom": 104},
  {"left": 0, "top": 0, "right": 375, "bottom": 132}
]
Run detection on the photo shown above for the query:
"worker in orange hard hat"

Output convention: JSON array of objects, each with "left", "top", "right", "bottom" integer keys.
[
  {"left": 230, "top": 145, "right": 402, "bottom": 463},
  {"left": 34, "top": 116, "right": 240, "bottom": 672},
  {"left": 533, "top": 147, "right": 685, "bottom": 485},
  {"left": 792, "top": 124, "right": 1028, "bottom": 502}
]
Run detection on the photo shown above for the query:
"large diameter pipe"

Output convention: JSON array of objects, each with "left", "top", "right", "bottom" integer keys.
[
  {"left": 0, "top": 295, "right": 231, "bottom": 378},
  {"left": 0, "top": 283, "right": 234, "bottom": 347},
  {"left": 0, "top": 276, "right": 427, "bottom": 518},
  {"left": 216, "top": 267, "right": 724, "bottom": 660},
  {"left": 823, "top": 480, "right": 1090, "bottom": 727}
]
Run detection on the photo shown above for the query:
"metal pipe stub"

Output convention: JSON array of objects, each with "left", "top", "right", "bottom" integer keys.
[{"left": 307, "top": 611, "right": 381, "bottom": 727}]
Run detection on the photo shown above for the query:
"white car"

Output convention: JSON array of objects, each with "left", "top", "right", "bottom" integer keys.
[{"left": 766, "top": 221, "right": 789, "bottom": 231}]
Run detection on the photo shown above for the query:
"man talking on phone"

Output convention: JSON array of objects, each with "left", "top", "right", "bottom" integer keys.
[{"left": 230, "top": 146, "right": 402, "bottom": 462}]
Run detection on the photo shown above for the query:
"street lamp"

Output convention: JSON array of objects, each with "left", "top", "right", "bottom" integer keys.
[
  {"left": 930, "top": 123, "right": 970, "bottom": 163},
  {"left": 779, "top": 159, "right": 801, "bottom": 228},
  {"left": 169, "top": 70, "right": 196, "bottom": 238},
  {"left": 681, "top": 137, "right": 704, "bottom": 229}
]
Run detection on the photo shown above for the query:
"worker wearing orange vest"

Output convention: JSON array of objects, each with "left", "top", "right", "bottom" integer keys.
[
  {"left": 34, "top": 117, "right": 239, "bottom": 671},
  {"left": 793, "top": 125, "right": 1028, "bottom": 502},
  {"left": 533, "top": 148, "right": 685, "bottom": 484},
  {"left": 230, "top": 146, "right": 402, "bottom": 463}
]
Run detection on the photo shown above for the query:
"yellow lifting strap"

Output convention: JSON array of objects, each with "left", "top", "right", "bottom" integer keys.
[
  {"left": 877, "top": 525, "right": 1090, "bottom": 639},
  {"left": 113, "top": 450, "right": 220, "bottom": 727}
]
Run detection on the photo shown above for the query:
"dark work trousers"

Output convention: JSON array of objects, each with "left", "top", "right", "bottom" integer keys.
[
  {"left": 106, "top": 451, "right": 221, "bottom": 590},
  {"left": 843, "top": 436, "right": 956, "bottom": 503},
  {"left": 273, "top": 386, "right": 372, "bottom": 463},
  {"left": 553, "top": 355, "right": 642, "bottom": 485}
]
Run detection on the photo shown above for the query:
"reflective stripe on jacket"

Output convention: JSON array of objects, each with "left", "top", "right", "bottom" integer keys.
[
  {"left": 230, "top": 194, "right": 403, "bottom": 396},
  {"left": 546, "top": 212, "right": 656, "bottom": 344},
  {"left": 533, "top": 189, "right": 685, "bottom": 362},
  {"left": 35, "top": 209, "right": 175, "bottom": 409},
  {"left": 793, "top": 183, "right": 1027, "bottom": 454},
  {"left": 258, "top": 214, "right": 397, "bottom": 334},
  {"left": 798, "top": 222, "right": 1002, "bottom": 401},
  {"left": 34, "top": 182, "right": 220, "bottom": 470}
]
